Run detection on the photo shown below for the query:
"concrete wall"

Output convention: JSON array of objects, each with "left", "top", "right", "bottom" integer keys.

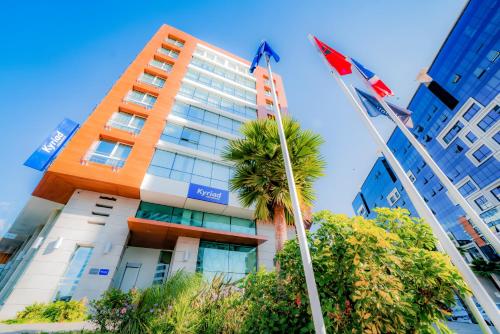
[
  {"left": 0, "top": 190, "right": 139, "bottom": 319},
  {"left": 256, "top": 221, "right": 295, "bottom": 271},
  {"left": 170, "top": 237, "right": 200, "bottom": 274},
  {"left": 112, "top": 247, "right": 161, "bottom": 291}
]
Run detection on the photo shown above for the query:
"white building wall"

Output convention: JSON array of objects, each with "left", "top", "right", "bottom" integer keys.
[
  {"left": 112, "top": 247, "right": 161, "bottom": 291},
  {"left": 256, "top": 221, "right": 295, "bottom": 271},
  {"left": 170, "top": 237, "right": 200, "bottom": 274},
  {"left": 0, "top": 190, "right": 139, "bottom": 319}
]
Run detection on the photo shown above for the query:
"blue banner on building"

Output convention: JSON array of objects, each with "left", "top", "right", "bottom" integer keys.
[
  {"left": 187, "top": 183, "right": 229, "bottom": 205},
  {"left": 24, "top": 118, "right": 79, "bottom": 171}
]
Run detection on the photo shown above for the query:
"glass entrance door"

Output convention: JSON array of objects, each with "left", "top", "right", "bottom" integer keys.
[{"left": 153, "top": 251, "right": 172, "bottom": 285}]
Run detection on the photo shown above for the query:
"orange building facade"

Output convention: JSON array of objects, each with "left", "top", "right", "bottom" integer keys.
[{"left": 0, "top": 24, "right": 290, "bottom": 318}]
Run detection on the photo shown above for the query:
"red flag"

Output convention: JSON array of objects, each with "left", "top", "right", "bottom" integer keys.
[{"left": 312, "top": 36, "right": 352, "bottom": 75}]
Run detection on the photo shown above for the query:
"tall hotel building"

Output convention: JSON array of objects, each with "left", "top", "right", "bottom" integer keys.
[
  {"left": 352, "top": 0, "right": 500, "bottom": 306},
  {"left": 0, "top": 25, "right": 290, "bottom": 318}
]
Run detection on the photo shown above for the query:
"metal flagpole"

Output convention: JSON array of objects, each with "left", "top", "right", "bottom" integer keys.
[
  {"left": 367, "top": 87, "right": 500, "bottom": 254},
  {"left": 264, "top": 54, "right": 326, "bottom": 334},
  {"left": 325, "top": 64, "right": 500, "bottom": 329}
]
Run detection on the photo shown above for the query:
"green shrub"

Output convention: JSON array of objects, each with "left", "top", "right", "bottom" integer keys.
[
  {"left": 11, "top": 300, "right": 86, "bottom": 324},
  {"left": 89, "top": 287, "right": 137, "bottom": 333},
  {"left": 241, "top": 208, "right": 470, "bottom": 333}
]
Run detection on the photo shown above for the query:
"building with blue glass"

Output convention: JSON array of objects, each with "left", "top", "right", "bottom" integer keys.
[{"left": 352, "top": 0, "right": 499, "bottom": 304}]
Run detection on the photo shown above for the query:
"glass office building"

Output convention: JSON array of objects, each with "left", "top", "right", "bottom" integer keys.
[{"left": 352, "top": 0, "right": 500, "bottom": 313}]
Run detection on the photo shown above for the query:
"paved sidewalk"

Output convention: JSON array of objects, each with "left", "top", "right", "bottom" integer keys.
[{"left": 0, "top": 321, "right": 94, "bottom": 334}]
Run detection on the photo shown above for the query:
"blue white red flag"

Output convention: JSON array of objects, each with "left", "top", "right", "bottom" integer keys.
[
  {"left": 351, "top": 59, "right": 393, "bottom": 98},
  {"left": 355, "top": 88, "right": 413, "bottom": 128}
]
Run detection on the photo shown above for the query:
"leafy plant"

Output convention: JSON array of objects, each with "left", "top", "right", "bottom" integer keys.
[
  {"left": 89, "top": 287, "right": 137, "bottom": 333},
  {"left": 470, "top": 258, "right": 500, "bottom": 277},
  {"left": 223, "top": 117, "right": 325, "bottom": 252},
  {"left": 10, "top": 300, "right": 86, "bottom": 324},
  {"left": 242, "top": 208, "right": 470, "bottom": 333}
]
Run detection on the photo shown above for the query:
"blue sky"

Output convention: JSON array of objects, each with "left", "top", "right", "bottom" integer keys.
[{"left": 0, "top": 0, "right": 467, "bottom": 233}]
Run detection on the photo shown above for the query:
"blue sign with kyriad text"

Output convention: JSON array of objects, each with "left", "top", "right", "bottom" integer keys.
[
  {"left": 187, "top": 183, "right": 229, "bottom": 205},
  {"left": 24, "top": 118, "right": 79, "bottom": 171}
]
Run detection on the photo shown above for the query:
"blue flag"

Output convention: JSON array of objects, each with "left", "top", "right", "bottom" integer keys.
[
  {"left": 355, "top": 88, "right": 413, "bottom": 128},
  {"left": 249, "top": 41, "right": 280, "bottom": 73}
]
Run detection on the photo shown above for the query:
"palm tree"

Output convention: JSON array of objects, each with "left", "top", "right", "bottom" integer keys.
[{"left": 223, "top": 117, "right": 325, "bottom": 252}]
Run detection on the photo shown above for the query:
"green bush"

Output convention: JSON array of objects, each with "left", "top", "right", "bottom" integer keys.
[
  {"left": 89, "top": 287, "right": 138, "bottom": 333},
  {"left": 11, "top": 300, "right": 86, "bottom": 324},
  {"left": 241, "top": 208, "right": 470, "bottom": 333}
]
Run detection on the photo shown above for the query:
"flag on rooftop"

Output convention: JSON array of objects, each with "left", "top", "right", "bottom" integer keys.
[
  {"left": 249, "top": 41, "right": 280, "bottom": 73},
  {"left": 355, "top": 88, "right": 413, "bottom": 128},
  {"left": 310, "top": 35, "right": 352, "bottom": 75},
  {"left": 351, "top": 59, "right": 394, "bottom": 98}
]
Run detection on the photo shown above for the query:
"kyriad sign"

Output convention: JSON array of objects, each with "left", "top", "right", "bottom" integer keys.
[
  {"left": 187, "top": 183, "right": 229, "bottom": 205},
  {"left": 24, "top": 118, "right": 79, "bottom": 171}
]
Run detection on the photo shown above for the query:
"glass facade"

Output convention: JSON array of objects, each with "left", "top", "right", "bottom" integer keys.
[
  {"left": 54, "top": 246, "right": 93, "bottom": 301},
  {"left": 136, "top": 202, "right": 256, "bottom": 235},
  {"left": 171, "top": 102, "right": 243, "bottom": 135},
  {"left": 196, "top": 241, "right": 257, "bottom": 281},
  {"left": 148, "top": 149, "right": 233, "bottom": 189},
  {"left": 352, "top": 0, "right": 499, "bottom": 261},
  {"left": 161, "top": 123, "right": 229, "bottom": 155}
]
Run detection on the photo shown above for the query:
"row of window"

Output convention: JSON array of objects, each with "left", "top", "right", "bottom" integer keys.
[
  {"left": 193, "top": 46, "right": 250, "bottom": 75},
  {"left": 185, "top": 68, "right": 257, "bottom": 103},
  {"left": 136, "top": 202, "right": 256, "bottom": 235},
  {"left": 139, "top": 72, "right": 166, "bottom": 88},
  {"left": 161, "top": 123, "right": 229, "bottom": 155},
  {"left": 190, "top": 57, "right": 255, "bottom": 89},
  {"left": 171, "top": 102, "right": 243, "bottom": 135},
  {"left": 178, "top": 83, "right": 257, "bottom": 119},
  {"left": 148, "top": 149, "right": 234, "bottom": 190}
]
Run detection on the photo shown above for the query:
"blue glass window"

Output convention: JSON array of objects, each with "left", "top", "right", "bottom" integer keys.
[
  {"left": 443, "top": 121, "right": 464, "bottom": 144},
  {"left": 88, "top": 140, "right": 132, "bottom": 168},
  {"left": 472, "top": 144, "right": 492, "bottom": 163},
  {"left": 54, "top": 246, "right": 93, "bottom": 301},
  {"left": 459, "top": 181, "right": 478, "bottom": 196},
  {"left": 474, "top": 195, "right": 493, "bottom": 211},
  {"left": 161, "top": 123, "right": 229, "bottom": 155},
  {"left": 493, "top": 131, "right": 500, "bottom": 144},
  {"left": 465, "top": 131, "right": 477, "bottom": 143},
  {"left": 491, "top": 186, "right": 500, "bottom": 201},
  {"left": 477, "top": 106, "right": 499, "bottom": 132},
  {"left": 462, "top": 104, "right": 481, "bottom": 121},
  {"left": 196, "top": 241, "right": 257, "bottom": 281}
]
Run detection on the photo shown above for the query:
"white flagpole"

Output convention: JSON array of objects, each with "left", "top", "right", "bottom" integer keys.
[
  {"left": 366, "top": 84, "right": 500, "bottom": 254},
  {"left": 264, "top": 54, "right": 326, "bottom": 334},
  {"left": 321, "top": 60, "right": 499, "bottom": 329}
]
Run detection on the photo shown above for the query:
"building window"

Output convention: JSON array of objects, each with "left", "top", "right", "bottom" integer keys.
[
  {"left": 125, "top": 90, "right": 157, "bottom": 109},
  {"left": 465, "top": 131, "right": 477, "bottom": 143},
  {"left": 139, "top": 72, "right": 166, "bottom": 88},
  {"left": 148, "top": 149, "right": 233, "bottom": 190},
  {"left": 190, "top": 57, "right": 255, "bottom": 89},
  {"left": 386, "top": 188, "right": 401, "bottom": 206},
  {"left": 462, "top": 104, "right": 481, "bottom": 121},
  {"left": 196, "top": 241, "right": 256, "bottom": 281},
  {"left": 452, "top": 74, "right": 461, "bottom": 83},
  {"left": 108, "top": 111, "right": 146, "bottom": 134},
  {"left": 149, "top": 59, "right": 173, "bottom": 72},
  {"left": 158, "top": 47, "right": 179, "bottom": 59},
  {"left": 161, "top": 123, "right": 229, "bottom": 155},
  {"left": 165, "top": 36, "right": 184, "bottom": 48},
  {"left": 477, "top": 106, "right": 499, "bottom": 132},
  {"left": 88, "top": 140, "right": 132, "bottom": 168},
  {"left": 493, "top": 131, "right": 500, "bottom": 145},
  {"left": 486, "top": 50, "right": 499, "bottom": 63},
  {"left": 474, "top": 195, "right": 493, "bottom": 211},
  {"left": 153, "top": 251, "right": 173, "bottom": 285},
  {"left": 171, "top": 102, "right": 243, "bottom": 135},
  {"left": 357, "top": 205, "right": 367, "bottom": 217},
  {"left": 443, "top": 121, "right": 464, "bottom": 144},
  {"left": 136, "top": 202, "right": 256, "bottom": 235},
  {"left": 178, "top": 84, "right": 257, "bottom": 119},
  {"left": 265, "top": 89, "right": 272, "bottom": 97},
  {"left": 265, "top": 101, "right": 273, "bottom": 111},
  {"left": 472, "top": 144, "right": 493, "bottom": 163},
  {"left": 491, "top": 186, "right": 500, "bottom": 201},
  {"left": 473, "top": 67, "right": 486, "bottom": 79},
  {"left": 184, "top": 68, "right": 256, "bottom": 103},
  {"left": 407, "top": 170, "right": 416, "bottom": 183},
  {"left": 459, "top": 180, "right": 478, "bottom": 197},
  {"left": 54, "top": 246, "right": 93, "bottom": 301}
]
